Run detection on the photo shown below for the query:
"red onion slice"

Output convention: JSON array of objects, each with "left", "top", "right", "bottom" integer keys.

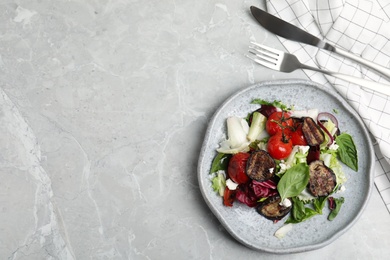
[{"left": 317, "top": 112, "right": 338, "bottom": 147}]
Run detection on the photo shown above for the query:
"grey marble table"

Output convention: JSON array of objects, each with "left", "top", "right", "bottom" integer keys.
[{"left": 1, "top": 0, "right": 389, "bottom": 259}]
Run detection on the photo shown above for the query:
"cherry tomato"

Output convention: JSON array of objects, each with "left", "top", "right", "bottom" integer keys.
[
  {"left": 227, "top": 152, "right": 250, "bottom": 184},
  {"left": 266, "top": 111, "right": 293, "bottom": 136},
  {"left": 267, "top": 132, "right": 293, "bottom": 160},
  {"left": 291, "top": 123, "right": 308, "bottom": 146},
  {"left": 223, "top": 187, "right": 237, "bottom": 207}
]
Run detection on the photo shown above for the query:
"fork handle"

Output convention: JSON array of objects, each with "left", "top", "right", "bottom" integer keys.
[
  {"left": 301, "top": 64, "right": 390, "bottom": 96},
  {"left": 334, "top": 47, "right": 390, "bottom": 80}
]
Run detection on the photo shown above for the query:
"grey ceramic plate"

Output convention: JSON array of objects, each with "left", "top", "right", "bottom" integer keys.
[{"left": 197, "top": 79, "right": 374, "bottom": 254}]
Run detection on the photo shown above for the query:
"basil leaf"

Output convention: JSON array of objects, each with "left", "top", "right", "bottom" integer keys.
[
  {"left": 335, "top": 133, "right": 358, "bottom": 171},
  {"left": 313, "top": 196, "right": 327, "bottom": 214},
  {"left": 277, "top": 163, "right": 309, "bottom": 201},
  {"left": 285, "top": 197, "right": 320, "bottom": 224},
  {"left": 328, "top": 197, "right": 345, "bottom": 221},
  {"left": 210, "top": 153, "right": 230, "bottom": 174}
]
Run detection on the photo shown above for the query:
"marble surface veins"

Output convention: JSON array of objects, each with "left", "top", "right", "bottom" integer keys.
[{"left": 0, "top": 1, "right": 257, "bottom": 259}]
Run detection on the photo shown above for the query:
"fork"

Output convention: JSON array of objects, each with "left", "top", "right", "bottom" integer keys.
[{"left": 247, "top": 42, "right": 390, "bottom": 96}]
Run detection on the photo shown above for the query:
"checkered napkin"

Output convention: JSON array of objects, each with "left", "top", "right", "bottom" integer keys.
[{"left": 265, "top": 0, "right": 390, "bottom": 212}]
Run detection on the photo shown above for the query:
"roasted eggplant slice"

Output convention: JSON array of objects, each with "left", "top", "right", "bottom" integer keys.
[
  {"left": 302, "top": 117, "right": 325, "bottom": 146},
  {"left": 256, "top": 195, "right": 291, "bottom": 220},
  {"left": 246, "top": 150, "right": 276, "bottom": 181},
  {"left": 308, "top": 160, "right": 337, "bottom": 197}
]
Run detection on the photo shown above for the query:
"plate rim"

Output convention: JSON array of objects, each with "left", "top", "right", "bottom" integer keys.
[{"left": 197, "top": 79, "right": 375, "bottom": 254}]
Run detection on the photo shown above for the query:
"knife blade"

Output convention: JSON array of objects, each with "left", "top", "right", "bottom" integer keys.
[{"left": 250, "top": 6, "right": 390, "bottom": 79}]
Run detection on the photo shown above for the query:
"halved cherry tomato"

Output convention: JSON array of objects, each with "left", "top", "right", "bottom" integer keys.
[
  {"left": 227, "top": 152, "right": 250, "bottom": 184},
  {"left": 266, "top": 111, "right": 293, "bottom": 136},
  {"left": 223, "top": 187, "right": 237, "bottom": 207},
  {"left": 267, "top": 132, "right": 293, "bottom": 160},
  {"left": 291, "top": 123, "right": 308, "bottom": 146}
]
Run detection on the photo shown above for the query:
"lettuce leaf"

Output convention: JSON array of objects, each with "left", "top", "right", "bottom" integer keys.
[{"left": 211, "top": 171, "right": 226, "bottom": 197}]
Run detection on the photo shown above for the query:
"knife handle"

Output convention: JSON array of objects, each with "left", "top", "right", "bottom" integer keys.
[{"left": 334, "top": 47, "right": 390, "bottom": 79}]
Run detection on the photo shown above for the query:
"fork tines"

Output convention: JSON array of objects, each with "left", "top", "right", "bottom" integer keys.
[{"left": 247, "top": 42, "right": 280, "bottom": 69}]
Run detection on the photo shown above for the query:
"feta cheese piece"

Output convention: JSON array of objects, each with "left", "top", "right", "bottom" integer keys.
[
  {"left": 226, "top": 178, "right": 239, "bottom": 190},
  {"left": 337, "top": 185, "right": 346, "bottom": 193},
  {"left": 297, "top": 145, "right": 310, "bottom": 154},
  {"left": 279, "top": 198, "right": 292, "bottom": 207},
  {"left": 329, "top": 141, "right": 339, "bottom": 151},
  {"left": 278, "top": 160, "right": 289, "bottom": 174}
]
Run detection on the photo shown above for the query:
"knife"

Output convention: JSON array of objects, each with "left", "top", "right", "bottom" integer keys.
[{"left": 250, "top": 6, "right": 390, "bottom": 79}]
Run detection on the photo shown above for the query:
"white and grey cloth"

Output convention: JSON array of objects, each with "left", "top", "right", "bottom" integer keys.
[{"left": 265, "top": 0, "right": 390, "bottom": 212}]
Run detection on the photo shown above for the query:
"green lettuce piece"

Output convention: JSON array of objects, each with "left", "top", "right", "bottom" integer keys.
[
  {"left": 277, "top": 146, "right": 309, "bottom": 176},
  {"left": 321, "top": 150, "right": 347, "bottom": 185},
  {"left": 320, "top": 119, "right": 337, "bottom": 149},
  {"left": 211, "top": 172, "right": 226, "bottom": 197}
]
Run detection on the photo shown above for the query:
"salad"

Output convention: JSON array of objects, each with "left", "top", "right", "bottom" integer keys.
[{"left": 209, "top": 99, "right": 358, "bottom": 237}]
